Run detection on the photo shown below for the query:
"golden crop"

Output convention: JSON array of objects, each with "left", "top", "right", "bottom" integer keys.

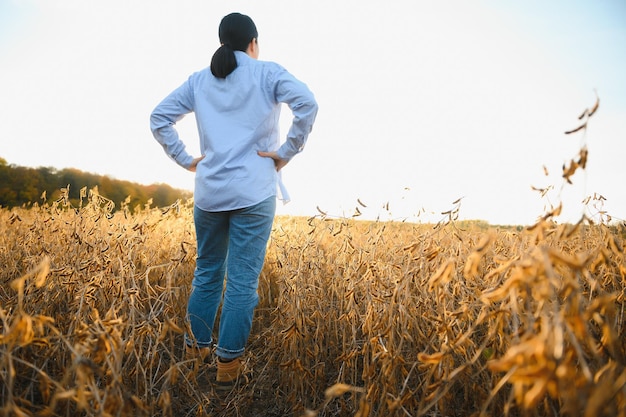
[{"left": 1, "top": 186, "right": 625, "bottom": 416}]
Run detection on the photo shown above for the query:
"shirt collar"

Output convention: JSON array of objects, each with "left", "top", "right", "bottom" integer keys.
[{"left": 234, "top": 50, "right": 253, "bottom": 66}]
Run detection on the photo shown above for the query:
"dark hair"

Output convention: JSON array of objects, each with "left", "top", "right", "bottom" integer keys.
[{"left": 210, "top": 13, "right": 258, "bottom": 78}]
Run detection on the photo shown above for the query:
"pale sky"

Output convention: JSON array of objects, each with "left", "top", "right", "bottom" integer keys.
[{"left": 1, "top": 0, "right": 625, "bottom": 225}]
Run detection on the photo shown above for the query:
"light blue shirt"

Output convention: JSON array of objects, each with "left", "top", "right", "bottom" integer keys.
[{"left": 150, "top": 51, "right": 318, "bottom": 212}]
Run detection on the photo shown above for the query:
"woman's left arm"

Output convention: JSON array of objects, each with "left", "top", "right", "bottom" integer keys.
[{"left": 150, "top": 78, "right": 197, "bottom": 170}]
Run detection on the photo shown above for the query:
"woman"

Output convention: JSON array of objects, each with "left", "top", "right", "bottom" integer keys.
[{"left": 150, "top": 12, "right": 318, "bottom": 391}]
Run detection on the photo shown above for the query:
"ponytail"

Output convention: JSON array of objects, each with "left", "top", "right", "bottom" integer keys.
[
  {"left": 210, "top": 12, "right": 258, "bottom": 79},
  {"left": 210, "top": 44, "right": 237, "bottom": 78}
]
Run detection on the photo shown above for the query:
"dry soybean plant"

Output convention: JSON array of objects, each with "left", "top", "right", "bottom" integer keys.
[
  {"left": 1, "top": 190, "right": 625, "bottom": 416},
  {"left": 263, "top": 206, "right": 625, "bottom": 416},
  {"left": 1, "top": 188, "right": 201, "bottom": 416}
]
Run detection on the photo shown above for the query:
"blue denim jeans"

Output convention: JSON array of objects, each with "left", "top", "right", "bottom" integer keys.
[{"left": 185, "top": 196, "right": 276, "bottom": 360}]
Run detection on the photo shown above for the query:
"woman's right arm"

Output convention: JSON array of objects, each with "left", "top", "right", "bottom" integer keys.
[{"left": 273, "top": 69, "right": 319, "bottom": 162}]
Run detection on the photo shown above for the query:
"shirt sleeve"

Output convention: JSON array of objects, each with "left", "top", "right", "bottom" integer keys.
[
  {"left": 149, "top": 78, "right": 195, "bottom": 169},
  {"left": 272, "top": 68, "right": 318, "bottom": 161}
]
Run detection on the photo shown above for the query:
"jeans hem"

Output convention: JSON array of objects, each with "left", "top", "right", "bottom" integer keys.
[
  {"left": 184, "top": 334, "right": 213, "bottom": 349},
  {"left": 216, "top": 346, "right": 245, "bottom": 360}
]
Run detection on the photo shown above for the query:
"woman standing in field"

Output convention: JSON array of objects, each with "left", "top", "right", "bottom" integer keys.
[{"left": 150, "top": 12, "right": 318, "bottom": 391}]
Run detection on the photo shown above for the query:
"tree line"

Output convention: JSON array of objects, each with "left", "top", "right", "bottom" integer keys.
[{"left": 0, "top": 157, "right": 192, "bottom": 211}]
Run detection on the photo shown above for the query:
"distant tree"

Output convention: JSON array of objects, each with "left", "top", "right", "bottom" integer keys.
[
  {"left": 36, "top": 166, "right": 59, "bottom": 201},
  {"left": 0, "top": 157, "right": 191, "bottom": 210},
  {"left": 14, "top": 166, "right": 40, "bottom": 203},
  {"left": 150, "top": 183, "right": 184, "bottom": 207}
]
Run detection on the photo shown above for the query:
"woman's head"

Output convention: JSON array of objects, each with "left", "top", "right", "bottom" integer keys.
[
  {"left": 211, "top": 13, "right": 258, "bottom": 78},
  {"left": 219, "top": 12, "right": 257, "bottom": 51}
]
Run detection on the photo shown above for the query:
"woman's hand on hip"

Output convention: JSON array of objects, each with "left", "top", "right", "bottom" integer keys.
[
  {"left": 257, "top": 151, "right": 288, "bottom": 171},
  {"left": 188, "top": 155, "right": 205, "bottom": 172}
]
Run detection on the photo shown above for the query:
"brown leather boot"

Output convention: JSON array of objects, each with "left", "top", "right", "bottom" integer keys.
[
  {"left": 185, "top": 344, "right": 211, "bottom": 364},
  {"left": 215, "top": 357, "right": 242, "bottom": 391}
]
